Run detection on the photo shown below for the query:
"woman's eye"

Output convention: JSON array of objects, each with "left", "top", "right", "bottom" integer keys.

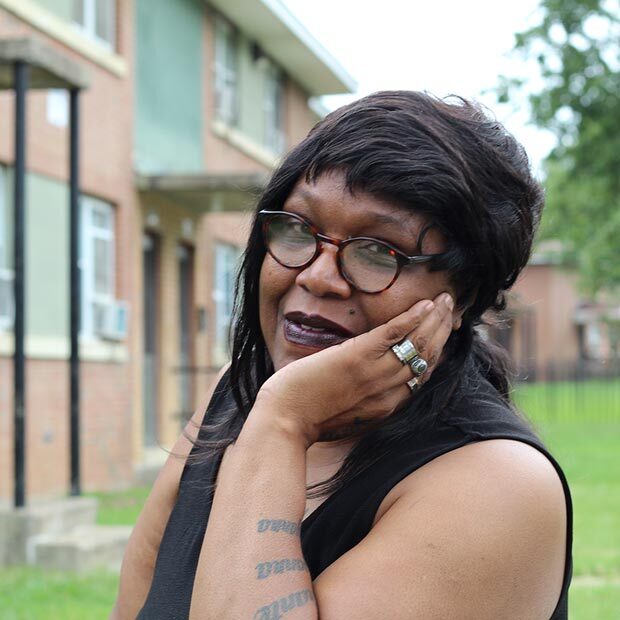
[
  {"left": 287, "top": 222, "right": 306, "bottom": 234},
  {"left": 362, "top": 242, "right": 392, "bottom": 256},
  {"left": 350, "top": 241, "right": 397, "bottom": 267}
]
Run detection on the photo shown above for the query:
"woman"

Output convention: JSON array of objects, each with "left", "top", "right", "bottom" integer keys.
[{"left": 112, "top": 91, "right": 572, "bottom": 619}]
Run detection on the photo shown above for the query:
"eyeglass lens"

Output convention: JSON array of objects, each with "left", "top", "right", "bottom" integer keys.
[{"left": 264, "top": 213, "right": 399, "bottom": 293}]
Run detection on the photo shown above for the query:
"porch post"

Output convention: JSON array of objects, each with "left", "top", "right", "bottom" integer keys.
[
  {"left": 13, "top": 60, "right": 29, "bottom": 508},
  {"left": 69, "top": 88, "right": 81, "bottom": 497}
]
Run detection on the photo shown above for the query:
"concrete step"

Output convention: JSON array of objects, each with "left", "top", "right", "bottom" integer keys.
[
  {"left": 32, "top": 524, "right": 132, "bottom": 572},
  {"left": 134, "top": 447, "right": 167, "bottom": 487},
  {"left": 0, "top": 496, "right": 99, "bottom": 566}
]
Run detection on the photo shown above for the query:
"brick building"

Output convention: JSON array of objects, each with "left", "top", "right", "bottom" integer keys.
[
  {"left": 488, "top": 244, "right": 620, "bottom": 380},
  {"left": 0, "top": 0, "right": 355, "bottom": 505}
]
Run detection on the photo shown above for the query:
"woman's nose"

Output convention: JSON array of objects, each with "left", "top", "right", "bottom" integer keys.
[{"left": 295, "top": 244, "right": 352, "bottom": 298}]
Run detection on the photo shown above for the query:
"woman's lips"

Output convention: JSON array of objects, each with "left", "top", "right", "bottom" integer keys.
[{"left": 283, "top": 318, "right": 351, "bottom": 349}]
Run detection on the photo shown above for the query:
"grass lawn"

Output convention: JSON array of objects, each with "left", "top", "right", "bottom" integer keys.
[
  {"left": 0, "top": 487, "right": 151, "bottom": 619},
  {"left": 0, "top": 567, "right": 119, "bottom": 620},
  {"left": 1, "top": 380, "right": 618, "bottom": 619},
  {"left": 89, "top": 486, "right": 151, "bottom": 526},
  {"left": 518, "top": 379, "right": 620, "bottom": 617},
  {"left": 514, "top": 378, "right": 620, "bottom": 423}
]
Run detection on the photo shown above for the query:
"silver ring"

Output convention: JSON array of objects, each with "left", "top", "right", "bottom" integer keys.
[
  {"left": 391, "top": 343, "right": 407, "bottom": 364},
  {"left": 410, "top": 356, "right": 428, "bottom": 377},
  {"left": 406, "top": 377, "right": 419, "bottom": 392},
  {"left": 391, "top": 338, "right": 418, "bottom": 365}
]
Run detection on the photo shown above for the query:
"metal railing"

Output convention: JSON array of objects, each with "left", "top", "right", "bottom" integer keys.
[{"left": 514, "top": 359, "right": 620, "bottom": 423}]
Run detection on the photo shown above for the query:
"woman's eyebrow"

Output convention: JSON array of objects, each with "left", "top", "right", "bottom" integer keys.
[
  {"left": 289, "top": 187, "right": 420, "bottom": 235},
  {"left": 362, "top": 211, "right": 405, "bottom": 228},
  {"left": 290, "top": 187, "right": 409, "bottom": 227}
]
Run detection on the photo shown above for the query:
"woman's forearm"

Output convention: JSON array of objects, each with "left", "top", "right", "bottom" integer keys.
[{"left": 189, "top": 404, "right": 318, "bottom": 620}]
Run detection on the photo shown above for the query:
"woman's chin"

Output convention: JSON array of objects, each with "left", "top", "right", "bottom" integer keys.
[{"left": 272, "top": 339, "right": 336, "bottom": 372}]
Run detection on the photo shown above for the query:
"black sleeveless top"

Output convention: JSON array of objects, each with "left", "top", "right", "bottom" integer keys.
[{"left": 138, "top": 370, "right": 572, "bottom": 619}]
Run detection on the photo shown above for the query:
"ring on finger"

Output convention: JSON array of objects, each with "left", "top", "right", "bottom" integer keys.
[
  {"left": 391, "top": 338, "right": 418, "bottom": 365},
  {"left": 406, "top": 377, "right": 419, "bottom": 392},
  {"left": 409, "top": 356, "right": 429, "bottom": 377}
]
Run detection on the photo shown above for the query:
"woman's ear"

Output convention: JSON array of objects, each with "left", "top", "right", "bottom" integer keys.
[
  {"left": 451, "top": 297, "right": 472, "bottom": 331},
  {"left": 452, "top": 287, "right": 477, "bottom": 331}
]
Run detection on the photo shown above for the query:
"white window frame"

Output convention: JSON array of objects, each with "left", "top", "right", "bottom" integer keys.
[
  {"left": 81, "top": 196, "right": 116, "bottom": 339},
  {"left": 0, "top": 165, "right": 6, "bottom": 270},
  {"left": 0, "top": 165, "right": 13, "bottom": 329},
  {"left": 212, "top": 242, "right": 240, "bottom": 363},
  {"left": 584, "top": 322, "right": 604, "bottom": 359},
  {"left": 214, "top": 16, "right": 239, "bottom": 127},
  {"left": 73, "top": 0, "right": 117, "bottom": 51},
  {"left": 46, "top": 89, "right": 70, "bottom": 128},
  {"left": 263, "top": 60, "right": 285, "bottom": 153}
]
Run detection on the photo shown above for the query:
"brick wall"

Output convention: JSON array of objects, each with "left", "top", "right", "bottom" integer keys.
[
  {"left": 0, "top": 4, "right": 137, "bottom": 503},
  {"left": 0, "top": 356, "right": 132, "bottom": 506},
  {"left": 0, "top": 1, "right": 331, "bottom": 502}
]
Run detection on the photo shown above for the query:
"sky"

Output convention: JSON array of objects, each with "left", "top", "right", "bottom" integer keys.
[{"left": 281, "top": 0, "right": 556, "bottom": 174}]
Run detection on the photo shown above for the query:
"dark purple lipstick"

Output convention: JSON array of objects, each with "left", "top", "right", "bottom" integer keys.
[{"left": 283, "top": 312, "right": 353, "bottom": 349}]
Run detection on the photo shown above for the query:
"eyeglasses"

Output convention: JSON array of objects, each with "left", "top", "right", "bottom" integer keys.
[{"left": 258, "top": 210, "right": 444, "bottom": 294}]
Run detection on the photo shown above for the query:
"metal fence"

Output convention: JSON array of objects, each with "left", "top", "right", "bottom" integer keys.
[
  {"left": 514, "top": 359, "right": 620, "bottom": 423},
  {"left": 171, "top": 360, "right": 620, "bottom": 425}
]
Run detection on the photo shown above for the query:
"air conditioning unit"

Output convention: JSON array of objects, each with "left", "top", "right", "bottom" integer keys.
[
  {"left": 0, "top": 268, "right": 14, "bottom": 327},
  {"left": 98, "top": 300, "right": 130, "bottom": 341}
]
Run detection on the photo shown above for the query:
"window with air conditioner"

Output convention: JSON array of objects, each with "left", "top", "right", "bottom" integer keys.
[
  {"left": 73, "top": 0, "right": 117, "bottom": 51},
  {"left": 81, "top": 196, "right": 120, "bottom": 340},
  {"left": 213, "top": 242, "right": 241, "bottom": 363},
  {"left": 263, "top": 61, "right": 285, "bottom": 153},
  {"left": 0, "top": 165, "right": 13, "bottom": 329},
  {"left": 214, "top": 16, "right": 239, "bottom": 126}
]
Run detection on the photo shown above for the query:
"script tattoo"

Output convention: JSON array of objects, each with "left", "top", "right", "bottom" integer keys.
[
  {"left": 256, "top": 519, "right": 301, "bottom": 536},
  {"left": 253, "top": 589, "right": 315, "bottom": 620},
  {"left": 256, "top": 558, "right": 308, "bottom": 580}
]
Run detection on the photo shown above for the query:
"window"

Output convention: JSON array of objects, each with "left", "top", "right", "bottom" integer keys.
[
  {"left": 214, "top": 17, "right": 239, "bottom": 126},
  {"left": 73, "top": 0, "right": 116, "bottom": 50},
  {"left": 212, "top": 243, "right": 240, "bottom": 363},
  {"left": 81, "top": 196, "right": 116, "bottom": 338},
  {"left": 47, "top": 90, "right": 69, "bottom": 128},
  {"left": 263, "top": 62, "right": 285, "bottom": 153},
  {"left": 0, "top": 166, "right": 13, "bottom": 328},
  {"left": 582, "top": 322, "right": 604, "bottom": 360}
]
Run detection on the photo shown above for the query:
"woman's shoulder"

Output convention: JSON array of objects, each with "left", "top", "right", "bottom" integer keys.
[
  {"left": 378, "top": 433, "right": 567, "bottom": 541},
  {"left": 379, "top": 440, "right": 566, "bottom": 616},
  {"left": 315, "top": 437, "right": 568, "bottom": 618},
  {"left": 391, "top": 436, "right": 566, "bottom": 507},
  {"left": 368, "top": 382, "right": 571, "bottom": 615}
]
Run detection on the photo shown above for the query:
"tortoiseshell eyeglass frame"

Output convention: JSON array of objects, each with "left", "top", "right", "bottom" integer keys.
[{"left": 258, "top": 210, "right": 446, "bottom": 294}]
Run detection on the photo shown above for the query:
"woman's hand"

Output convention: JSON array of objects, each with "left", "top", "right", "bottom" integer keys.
[{"left": 253, "top": 292, "right": 456, "bottom": 446}]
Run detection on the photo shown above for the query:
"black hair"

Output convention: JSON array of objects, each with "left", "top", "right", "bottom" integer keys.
[{"left": 192, "top": 90, "right": 544, "bottom": 499}]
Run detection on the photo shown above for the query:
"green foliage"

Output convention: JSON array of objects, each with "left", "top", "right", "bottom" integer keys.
[{"left": 502, "top": 0, "right": 620, "bottom": 293}]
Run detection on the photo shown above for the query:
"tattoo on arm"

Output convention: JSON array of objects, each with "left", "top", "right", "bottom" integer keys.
[
  {"left": 256, "top": 558, "right": 308, "bottom": 580},
  {"left": 253, "top": 589, "right": 315, "bottom": 620},
  {"left": 256, "top": 519, "right": 301, "bottom": 536}
]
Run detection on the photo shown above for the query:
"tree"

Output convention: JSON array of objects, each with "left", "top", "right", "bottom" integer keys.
[{"left": 498, "top": 0, "right": 620, "bottom": 295}]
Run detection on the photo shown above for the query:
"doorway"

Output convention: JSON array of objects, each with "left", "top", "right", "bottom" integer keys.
[
  {"left": 142, "top": 232, "right": 160, "bottom": 447},
  {"left": 177, "top": 243, "right": 195, "bottom": 425}
]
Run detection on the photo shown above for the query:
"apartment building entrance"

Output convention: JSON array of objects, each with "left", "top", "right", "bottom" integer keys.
[
  {"left": 143, "top": 232, "right": 161, "bottom": 447},
  {"left": 178, "top": 243, "right": 195, "bottom": 425}
]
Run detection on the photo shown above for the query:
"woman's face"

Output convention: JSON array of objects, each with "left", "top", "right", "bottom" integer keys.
[{"left": 259, "top": 171, "right": 457, "bottom": 372}]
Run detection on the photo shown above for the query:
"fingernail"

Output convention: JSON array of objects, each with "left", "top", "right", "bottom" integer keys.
[
  {"left": 422, "top": 300, "right": 434, "bottom": 312},
  {"left": 443, "top": 294, "right": 454, "bottom": 310}
]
